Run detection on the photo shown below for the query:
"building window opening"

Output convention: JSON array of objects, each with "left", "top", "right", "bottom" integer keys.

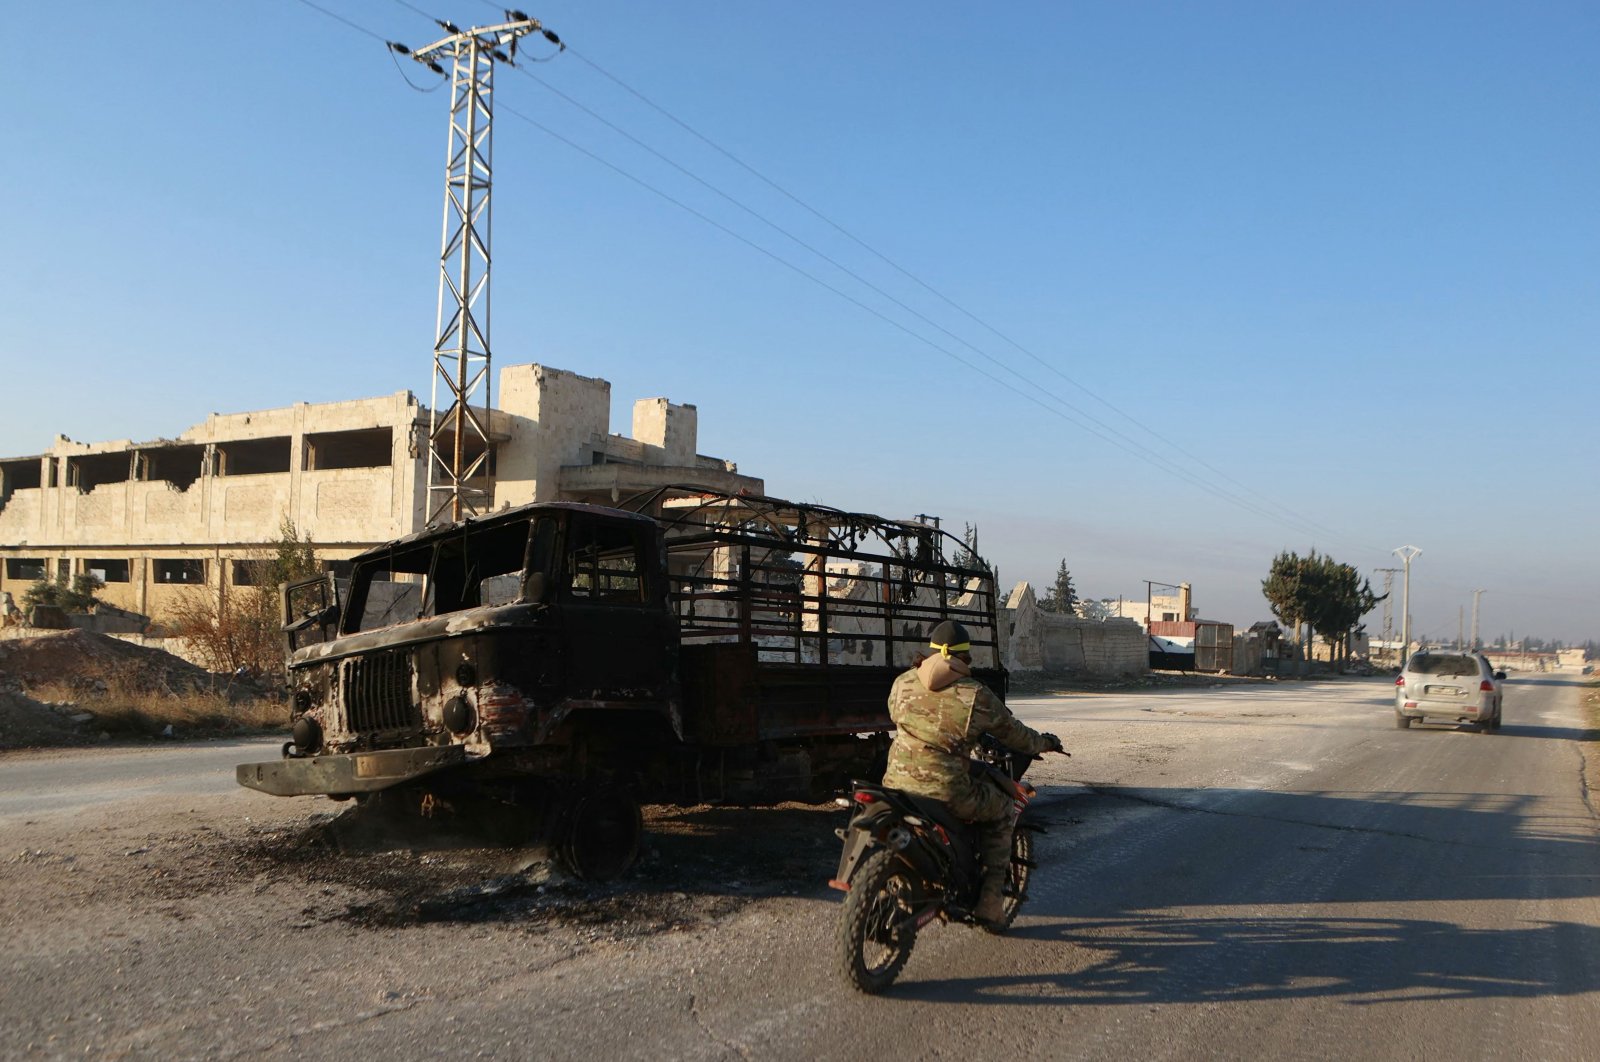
[
  {"left": 435, "top": 432, "right": 497, "bottom": 478},
  {"left": 5, "top": 558, "right": 46, "bottom": 581},
  {"left": 304, "top": 428, "right": 393, "bottom": 471},
  {"left": 139, "top": 445, "right": 205, "bottom": 490},
  {"left": 218, "top": 437, "right": 291, "bottom": 476},
  {"left": 231, "top": 560, "right": 262, "bottom": 586},
  {"left": 153, "top": 559, "right": 206, "bottom": 584},
  {"left": 323, "top": 560, "right": 354, "bottom": 580},
  {"left": 87, "top": 559, "right": 131, "bottom": 583},
  {"left": 1, "top": 458, "right": 42, "bottom": 508},
  {"left": 68, "top": 452, "right": 133, "bottom": 492}
]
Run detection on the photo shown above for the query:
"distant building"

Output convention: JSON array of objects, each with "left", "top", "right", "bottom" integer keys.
[
  {"left": 0, "top": 363, "right": 760, "bottom": 622},
  {"left": 1099, "top": 582, "right": 1198, "bottom": 625}
]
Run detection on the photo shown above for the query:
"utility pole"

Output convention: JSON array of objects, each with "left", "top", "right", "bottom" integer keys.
[
  {"left": 1393, "top": 545, "right": 1421, "bottom": 667},
  {"left": 410, "top": 13, "right": 560, "bottom": 523},
  {"left": 1471, "top": 588, "right": 1485, "bottom": 651},
  {"left": 1375, "top": 567, "right": 1399, "bottom": 665}
]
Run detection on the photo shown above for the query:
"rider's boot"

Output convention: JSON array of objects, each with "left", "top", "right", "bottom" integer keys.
[{"left": 974, "top": 878, "right": 1007, "bottom": 924}]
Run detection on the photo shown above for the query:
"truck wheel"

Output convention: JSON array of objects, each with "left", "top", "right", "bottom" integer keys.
[{"left": 555, "top": 788, "right": 642, "bottom": 881}]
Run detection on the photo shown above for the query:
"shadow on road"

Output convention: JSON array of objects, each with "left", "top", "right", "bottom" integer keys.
[
  {"left": 1396, "top": 721, "right": 1598, "bottom": 741},
  {"left": 894, "top": 915, "right": 1600, "bottom": 1005},
  {"left": 887, "top": 770, "right": 1599, "bottom": 1004}
]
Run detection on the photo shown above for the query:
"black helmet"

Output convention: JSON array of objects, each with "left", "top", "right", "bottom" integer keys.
[{"left": 927, "top": 619, "right": 972, "bottom": 659}]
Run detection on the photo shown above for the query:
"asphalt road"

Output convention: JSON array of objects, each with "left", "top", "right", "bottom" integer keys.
[
  {"left": 0, "top": 736, "right": 282, "bottom": 819},
  {"left": 1, "top": 672, "right": 1596, "bottom": 1060}
]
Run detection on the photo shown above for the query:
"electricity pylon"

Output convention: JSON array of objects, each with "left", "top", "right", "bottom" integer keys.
[{"left": 409, "top": 13, "right": 560, "bottom": 523}]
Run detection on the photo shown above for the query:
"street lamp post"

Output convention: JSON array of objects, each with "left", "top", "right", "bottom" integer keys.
[{"left": 1394, "top": 545, "right": 1422, "bottom": 667}]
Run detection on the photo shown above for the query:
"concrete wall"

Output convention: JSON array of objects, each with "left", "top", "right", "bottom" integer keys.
[
  {"left": 1001, "top": 581, "right": 1147, "bottom": 677},
  {"left": 632, "top": 398, "right": 698, "bottom": 468},
  {"left": 494, "top": 364, "right": 611, "bottom": 507}
]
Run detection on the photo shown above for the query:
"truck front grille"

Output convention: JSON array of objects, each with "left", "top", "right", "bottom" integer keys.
[{"left": 339, "top": 651, "right": 420, "bottom": 733}]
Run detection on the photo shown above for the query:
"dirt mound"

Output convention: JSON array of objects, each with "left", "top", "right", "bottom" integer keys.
[
  {"left": 0, "top": 630, "right": 284, "bottom": 749},
  {"left": 0, "top": 682, "right": 95, "bottom": 750},
  {"left": 0, "top": 629, "right": 214, "bottom": 697}
]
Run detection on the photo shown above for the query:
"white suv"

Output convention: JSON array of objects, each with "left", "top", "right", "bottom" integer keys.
[{"left": 1395, "top": 651, "right": 1505, "bottom": 731}]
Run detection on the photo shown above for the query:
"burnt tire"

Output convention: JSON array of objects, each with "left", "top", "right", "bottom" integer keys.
[
  {"left": 838, "top": 849, "right": 920, "bottom": 994},
  {"left": 983, "top": 823, "right": 1034, "bottom": 936},
  {"left": 554, "top": 788, "right": 642, "bottom": 881}
]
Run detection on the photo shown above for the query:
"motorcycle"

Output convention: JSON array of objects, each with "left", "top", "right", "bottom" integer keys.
[{"left": 829, "top": 736, "right": 1055, "bottom": 993}]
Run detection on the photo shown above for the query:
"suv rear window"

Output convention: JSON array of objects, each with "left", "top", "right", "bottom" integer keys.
[{"left": 1409, "top": 653, "right": 1479, "bottom": 677}]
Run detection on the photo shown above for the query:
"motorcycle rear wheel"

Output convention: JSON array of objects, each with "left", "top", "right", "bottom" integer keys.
[{"left": 838, "top": 849, "right": 920, "bottom": 993}]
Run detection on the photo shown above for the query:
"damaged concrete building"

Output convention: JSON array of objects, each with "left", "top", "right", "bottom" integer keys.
[{"left": 0, "top": 364, "right": 760, "bottom": 624}]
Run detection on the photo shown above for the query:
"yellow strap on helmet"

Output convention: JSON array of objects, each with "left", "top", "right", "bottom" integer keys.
[{"left": 929, "top": 640, "right": 972, "bottom": 659}]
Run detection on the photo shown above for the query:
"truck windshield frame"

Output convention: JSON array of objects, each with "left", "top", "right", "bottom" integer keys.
[{"left": 341, "top": 514, "right": 556, "bottom": 633}]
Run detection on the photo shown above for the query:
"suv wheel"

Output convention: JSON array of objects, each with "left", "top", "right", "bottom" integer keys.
[{"left": 1395, "top": 713, "right": 1412, "bottom": 730}]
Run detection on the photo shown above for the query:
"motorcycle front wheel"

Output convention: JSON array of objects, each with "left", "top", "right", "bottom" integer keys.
[
  {"left": 838, "top": 849, "right": 922, "bottom": 993},
  {"left": 983, "top": 822, "right": 1034, "bottom": 935}
]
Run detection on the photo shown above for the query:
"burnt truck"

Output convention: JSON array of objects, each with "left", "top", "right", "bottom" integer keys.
[{"left": 237, "top": 487, "right": 1005, "bottom": 877}]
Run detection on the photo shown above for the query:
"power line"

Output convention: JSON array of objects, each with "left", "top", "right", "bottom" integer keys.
[
  {"left": 291, "top": 0, "right": 445, "bottom": 94},
  {"left": 291, "top": 0, "right": 391, "bottom": 44},
  {"left": 563, "top": 45, "right": 1344, "bottom": 540},
  {"left": 286, "top": 7, "right": 1363, "bottom": 546},
  {"left": 506, "top": 64, "right": 1231, "bottom": 486},
  {"left": 493, "top": 101, "right": 1338, "bottom": 538}
]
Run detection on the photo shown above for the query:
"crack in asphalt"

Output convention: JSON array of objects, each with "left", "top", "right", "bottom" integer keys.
[
  {"left": 1576, "top": 741, "right": 1597, "bottom": 823},
  {"left": 687, "top": 989, "right": 754, "bottom": 1061}
]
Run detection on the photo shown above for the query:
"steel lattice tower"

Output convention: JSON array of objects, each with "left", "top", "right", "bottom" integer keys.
[{"left": 411, "top": 16, "right": 553, "bottom": 523}]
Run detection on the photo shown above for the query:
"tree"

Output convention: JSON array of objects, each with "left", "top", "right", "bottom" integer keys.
[
  {"left": 1039, "top": 559, "right": 1076, "bottom": 614},
  {"left": 1261, "top": 550, "right": 1315, "bottom": 635},
  {"left": 952, "top": 523, "right": 987, "bottom": 572},
  {"left": 1304, "top": 556, "right": 1381, "bottom": 666},
  {"left": 24, "top": 573, "right": 102, "bottom": 613},
  {"left": 1262, "top": 549, "right": 1383, "bottom": 668},
  {"left": 169, "top": 518, "right": 321, "bottom": 677}
]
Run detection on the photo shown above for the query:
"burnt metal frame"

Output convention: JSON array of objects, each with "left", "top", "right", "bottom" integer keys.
[{"left": 622, "top": 486, "right": 1001, "bottom": 668}]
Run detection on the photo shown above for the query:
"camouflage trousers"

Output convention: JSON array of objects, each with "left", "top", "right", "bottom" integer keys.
[{"left": 943, "top": 774, "right": 1019, "bottom": 896}]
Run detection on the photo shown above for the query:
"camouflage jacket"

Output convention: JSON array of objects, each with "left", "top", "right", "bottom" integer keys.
[{"left": 881, "top": 654, "right": 1054, "bottom": 803}]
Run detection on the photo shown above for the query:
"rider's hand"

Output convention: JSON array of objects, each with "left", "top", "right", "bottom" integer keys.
[{"left": 1042, "top": 732, "right": 1065, "bottom": 754}]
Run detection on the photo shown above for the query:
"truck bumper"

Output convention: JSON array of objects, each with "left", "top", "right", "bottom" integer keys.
[{"left": 236, "top": 744, "right": 468, "bottom": 797}]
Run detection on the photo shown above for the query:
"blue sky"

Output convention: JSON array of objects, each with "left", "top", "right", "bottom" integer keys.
[{"left": 1, "top": 1, "right": 1595, "bottom": 642}]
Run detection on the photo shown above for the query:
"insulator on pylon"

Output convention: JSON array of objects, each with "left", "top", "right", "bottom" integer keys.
[
  {"left": 427, "top": 61, "right": 445, "bottom": 75},
  {"left": 438, "top": 19, "right": 461, "bottom": 34},
  {"left": 387, "top": 41, "right": 411, "bottom": 55},
  {"left": 542, "top": 29, "right": 561, "bottom": 46}
]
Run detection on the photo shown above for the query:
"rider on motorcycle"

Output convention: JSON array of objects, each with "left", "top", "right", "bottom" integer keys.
[{"left": 882, "top": 619, "right": 1064, "bottom": 924}]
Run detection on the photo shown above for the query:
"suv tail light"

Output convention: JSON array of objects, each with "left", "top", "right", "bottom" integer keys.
[
  {"left": 1395, "top": 676, "right": 1405, "bottom": 686},
  {"left": 1480, "top": 680, "right": 1495, "bottom": 692}
]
